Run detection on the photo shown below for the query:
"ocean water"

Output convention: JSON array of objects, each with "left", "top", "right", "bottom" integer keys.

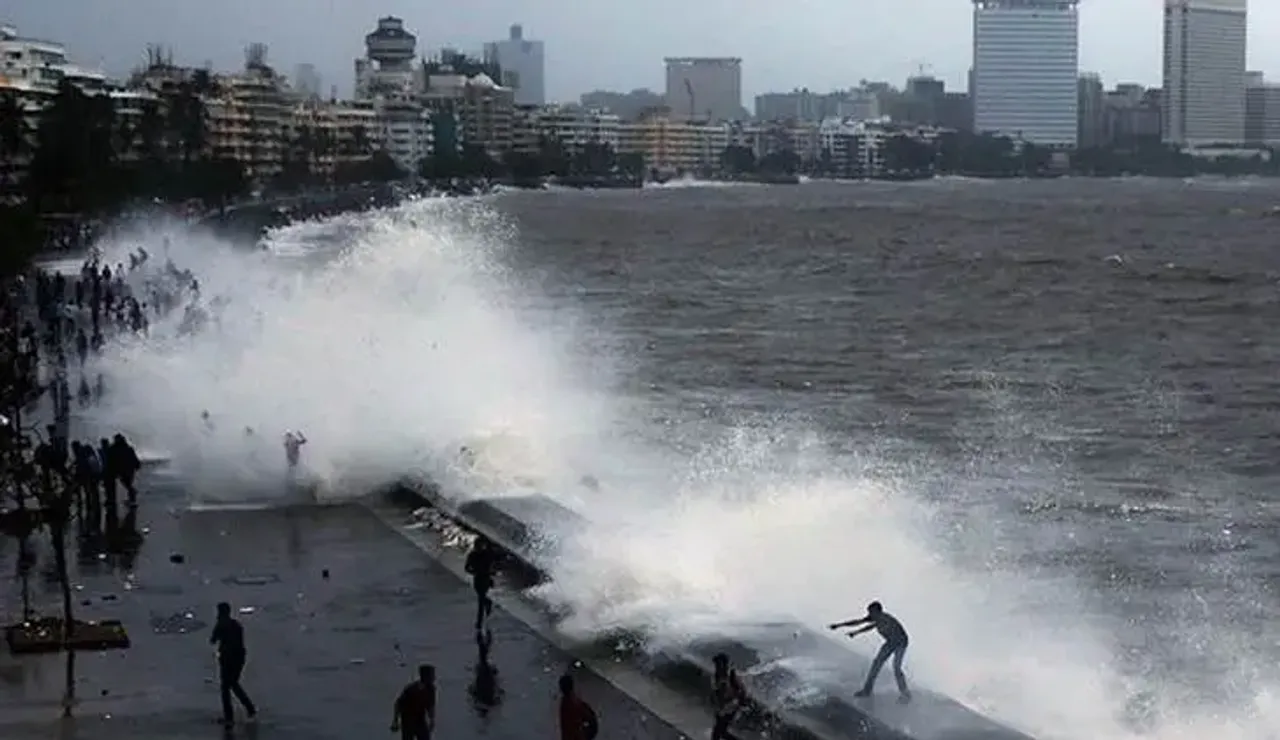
[{"left": 84, "top": 178, "right": 1280, "bottom": 740}]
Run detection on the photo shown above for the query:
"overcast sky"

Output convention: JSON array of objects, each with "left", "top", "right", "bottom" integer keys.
[{"left": 4, "top": 0, "right": 1279, "bottom": 101}]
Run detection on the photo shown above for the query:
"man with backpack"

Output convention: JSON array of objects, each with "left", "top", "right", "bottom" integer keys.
[{"left": 558, "top": 674, "right": 599, "bottom": 740}]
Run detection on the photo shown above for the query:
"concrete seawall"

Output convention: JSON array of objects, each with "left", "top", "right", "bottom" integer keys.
[
  {"left": 197, "top": 184, "right": 402, "bottom": 241},
  {"left": 380, "top": 480, "right": 1039, "bottom": 740}
]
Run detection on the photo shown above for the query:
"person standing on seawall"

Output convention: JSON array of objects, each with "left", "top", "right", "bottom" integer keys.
[
  {"left": 210, "top": 601, "right": 259, "bottom": 725},
  {"left": 283, "top": 430, "right": 307, "bottom": 472},
  {"left": 711, "top": 652, "right": 748, "bottom": 740},
  {"left": 829, "top": 600, "right": 912, "bottom": 702}
]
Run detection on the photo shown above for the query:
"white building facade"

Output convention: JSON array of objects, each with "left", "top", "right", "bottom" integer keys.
[
  {"left": 483, "top": 24, "right": 545, "bottom": 106},
  {"left": 376, "top": 99, "right": 434, "bottom": 172},
  {"left": 971, "top": 0, "right": 1080, "bottom": 147},
  {"left": 529, "top": 107, "right": 620, "bottom": 150},
  {"left": 0, "top": 24, "right": 69, "bottom": 94},
  {"left": 1162, "top": 0, "right": 1248, "bottom": 147}
]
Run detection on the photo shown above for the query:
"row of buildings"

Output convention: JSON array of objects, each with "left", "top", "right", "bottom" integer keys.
[
  {"left": 652, "top": 0, "right": 1276, "bottom": 154},
  {"left": 0, "top": 20, "right": 924, "bottom": 187}
]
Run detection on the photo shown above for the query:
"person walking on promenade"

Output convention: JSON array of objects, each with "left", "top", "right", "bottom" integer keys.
[
  {"left": 390, "top": 664, "right": 437, "bottom": 740},
  {"left": 210, "top": 601, "right": 258, "bottom": 725},
  {"left": 109, "top": 433, "right": 141, "bottom": 504}
]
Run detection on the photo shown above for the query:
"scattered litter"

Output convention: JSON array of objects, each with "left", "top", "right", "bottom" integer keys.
[
  {"left": 101, "top": 595, "right": 118, "bottom": 602},
  {"left": 224, "top": 574, "right": 281, "bottom": 586},
  {"left": 237, "top": 607, "right": 255, "bottom": 615},
  {"left": 150, "top": 611, "right": 208, "bottom": 635},
  {"left": 169, "top": 553, "right": 185, "bottom": 564},
  {"left": 349, "top": 658, "right": 365, "bottom": 665}
]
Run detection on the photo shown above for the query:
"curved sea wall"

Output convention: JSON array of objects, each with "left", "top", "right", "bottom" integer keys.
[
  {"left": 381, "top": 480, "right": 1037, "bottom": 740},
  {"left": 197, "top": 184, "right": 402, "bottom": 241}
]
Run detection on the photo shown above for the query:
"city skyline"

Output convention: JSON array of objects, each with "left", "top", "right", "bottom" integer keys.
[{"left": 4, "top": 0, "right": 1279, "bottom": 103}]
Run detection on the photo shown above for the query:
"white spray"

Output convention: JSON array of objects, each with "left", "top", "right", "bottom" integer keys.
[{"left": 84, "top": 197, "right": 1279, "bottom": 740}]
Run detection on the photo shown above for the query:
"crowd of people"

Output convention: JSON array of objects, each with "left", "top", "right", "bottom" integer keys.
[{"left": 0, "top": 248, "right": 166, "bottom": 546}]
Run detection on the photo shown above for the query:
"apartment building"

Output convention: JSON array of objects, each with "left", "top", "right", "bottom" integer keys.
[
  {"left": 1245, "top": 73, "right": 1280, "bottom": 147},
  {"left": 664, "top": 57, "right": 744, "bottom": 121},
  {"left": 972, "top": 0, "right": 1080, "bottom": 147},
  {"left": 204, "top": 65, "right": 293, "bottom": 181},
  {"left": 526, "top": 106, "right": 621, "bottom": 150},
  {"left": 482, "top": 24, "right": 545, "bottom": 105},
  {"left": 617, "top": 114, "right": 730, "bottom": 175},
  {"left": 424, "top": 72, "right": 515, "bottom": 158},
  {"left": 1163, "top": 0, "right": 1248, "bottom": 147},
  {"left": 375, "top": 98, "right": 435, "bottom": 172}
]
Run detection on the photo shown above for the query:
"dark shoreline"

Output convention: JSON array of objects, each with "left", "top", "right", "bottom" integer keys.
[{"left": 25, "top": 167, "right": 1280, "bottom": 261}]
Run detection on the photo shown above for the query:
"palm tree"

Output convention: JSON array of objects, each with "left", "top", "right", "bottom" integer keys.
[
  {"left": 349, "top": 126, "right": 371, "bottom": 157},
  {"left": 0, "top": 92, "right": 30, "bottom": 199},
  {"left": 166, "top": 82, "right": 208, "bottom": 165},
  {"left": 292, "top": 124, "right": 315, "bottom": 170},
  {"left": 136, "top": 100, "right": 165, "bottom": 161},
  {"left": 311, "top": 126, "right": 333, "bottom": 182},
  {"left": 25, "top": 80, "right": 117, "bottom": 212}
]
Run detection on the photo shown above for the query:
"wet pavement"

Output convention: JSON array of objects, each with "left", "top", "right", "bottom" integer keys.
[{"left": 0, "top": 466, "right": 709, "bottom": 739}]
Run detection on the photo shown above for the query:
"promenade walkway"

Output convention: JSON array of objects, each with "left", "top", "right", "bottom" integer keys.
[{"left": 0, "top": 464, "right": 708, "bottom": 739}]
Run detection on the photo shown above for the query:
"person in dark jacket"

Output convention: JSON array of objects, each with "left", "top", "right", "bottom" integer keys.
[
  {"left": 711, "top": 653, "right": 746, "bottom": 740},
  {"left": 558, "top": 675, "right": 598, "bottom": 740},
  {"left": 109, "top": 434, "right": 142, "bottom": 504},
  {"left": 99, "top": 437, "right": 119, "bottom": 530},
  {"left": 464, "top": 535, "right": 498, "bottom": 631},
  {"left": 209, "top": 601, "right": 258, "bottom": 725},
  {"left": 390, "top": 664, "right": 436, "bottom": 740}
]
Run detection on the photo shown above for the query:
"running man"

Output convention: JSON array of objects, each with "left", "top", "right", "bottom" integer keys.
[
  {"left": 464, "top": 535, "right": 498, "bottom": 631},
  {"left": 390, "top": 665, "right": 436, "bottom": 740},
  {"left": 829, "top": 600, "right": 912, "bottom": 702},
  {"left": 210, "top": 602, "right": 258, "bottom": 725}
]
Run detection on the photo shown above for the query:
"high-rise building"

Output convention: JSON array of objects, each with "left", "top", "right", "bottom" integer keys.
[
  {"left": 1245, "top": 72, "right": 1280, "bottom": 147},
  {"left": 1077, "top": 73, "right": 1105, "bottom": 148},
  {"left": 971, "top": 0, "right": 1080, "bottom": 147},
  {"left": 354, "top": 16, "right": 419, "bottom": 100},
  {"left": 664, "top": 57, "right": 744, "bottom": 122},
  {"left": 1162, "top": 0, "right": 1248, "bottom": 147},
  {"left": 294, "top": 63, "right": 321, "bottom": 99},
  {"left": 483, "top": 24, "right": 545, "bottom": 106}
]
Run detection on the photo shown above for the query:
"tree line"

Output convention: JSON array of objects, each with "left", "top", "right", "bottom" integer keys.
[
  {"left": 0, "top": 71, "right": 410, "bottom": 215},
  {"left": 718, "top": 129, "right": 1280, "bottom": 179}
]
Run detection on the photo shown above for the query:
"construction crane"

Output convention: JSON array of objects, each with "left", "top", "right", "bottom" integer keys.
[{"left": 684, "top": 78, "right": 695, "bottom": 120}]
